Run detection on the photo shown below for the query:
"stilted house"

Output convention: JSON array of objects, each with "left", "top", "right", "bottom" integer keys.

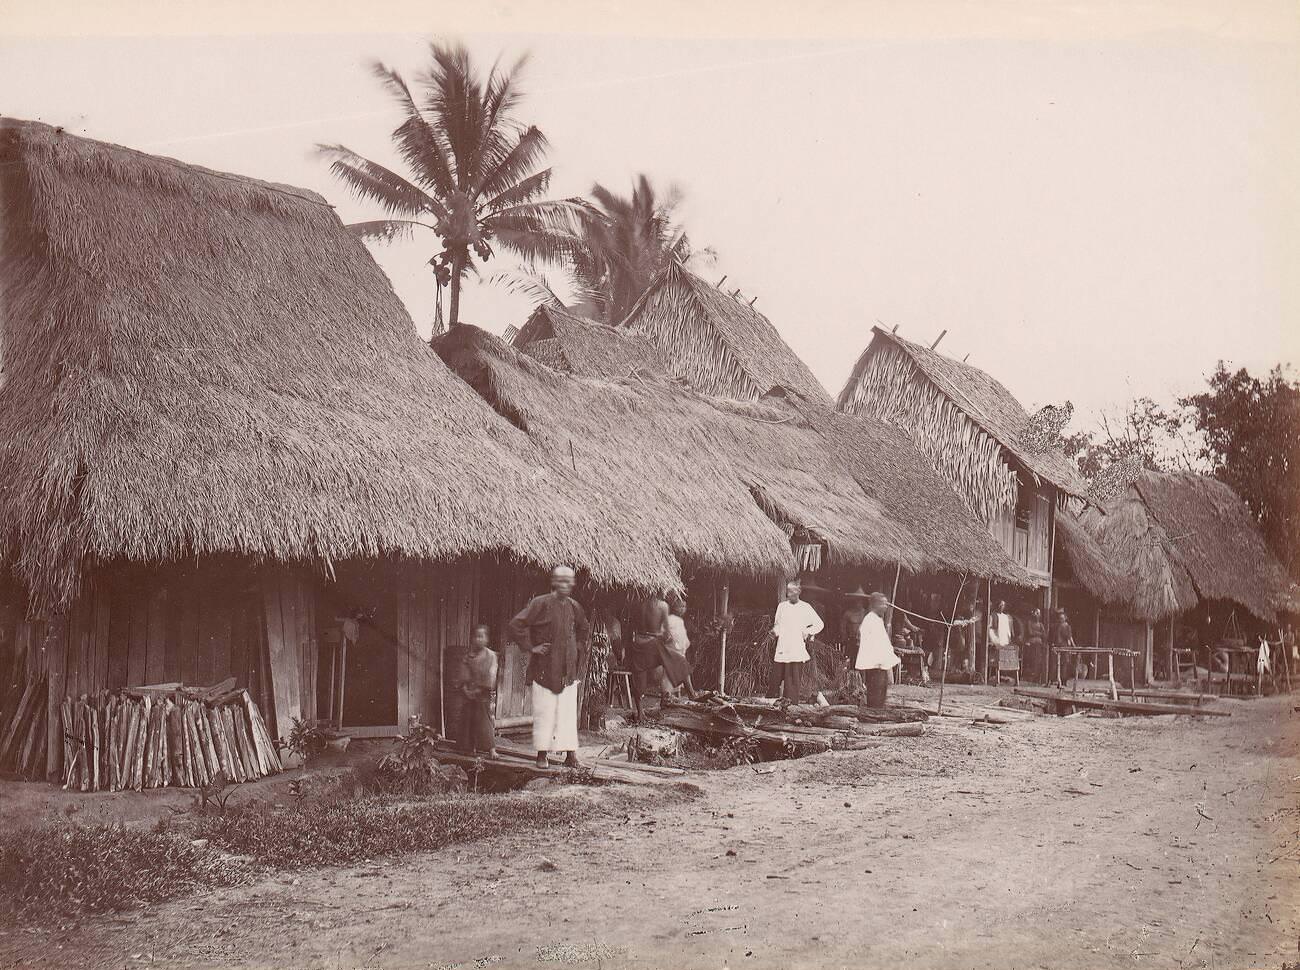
[
  {"left": 0, "top": 119, "right": 678, "bottom": 779},
  {"left": 837, "top": 327, "right": 1089, "bottom": 591},
  {"left": 508, "top": 303, "right": 669, "bottom": 378},
  {"left": 1054, "top": 471, "right": 1293, "bottom": 684},
  {"left": 616, "top": 261, "right": 833, "bottom": 404},
  {"left": 434, "top": 325, "right": 1030, "bottom": 694}
]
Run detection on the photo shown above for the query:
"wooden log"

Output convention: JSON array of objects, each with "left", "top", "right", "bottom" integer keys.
[
  {"left": 210, "top": 706, "right": 234, "bottom": 782},
  {"left": 201, "top": 677, "right": 238, "bottom": 701},
  {"left": 244, "top": 693, "right": 281, "bottom": 773},
  {"left": 194, "top": 701, "right": 220, "bottom": 780},
  {"left": 158, "top": 702, "right": 171, "bottom": 787},
  {"left": 89, "top": 699, "right": 101, "bottom": 791},
  {"left": 852, "top": 722, "right": 925, "bottom": 737},
  {"left": 164, "top": 700, "right": 183, "bottom": 787},
  {"left": 1013, "top": 687, "right": 1232, "bottom": 717},
  {"left": 18, "top": 691, "right": 46, "bottom": 778},
  {"left": 185, "top": 703, "right": 210, "bottom": 786},
  {"left": 230, "top": 704, "right": 259, "bottom": 779},
  {"left": 134, "top": 697, "right": 151, "bottom": 790},
  {"left": 222, "top": 705, "right": 251, "bottom": 781},
  {"left": 0, "top": 679, "right": 39, "bottom": 766},
  {"left": 238, "top": 692, "right": 270, "bottom": 775},
  {"left": 178, "top": 703, "right": 198, "bottom": 787}
]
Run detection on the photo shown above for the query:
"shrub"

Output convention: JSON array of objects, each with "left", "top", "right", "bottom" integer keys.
[{"left": 0, "top": 824, "right": 250, "bottom": 922}]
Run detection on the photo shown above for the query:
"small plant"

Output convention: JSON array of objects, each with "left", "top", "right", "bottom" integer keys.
[
  {"left": 285, "top": 718, "right": 329, "bottom": 764},
  {"left": 371, "top": 717, "right": 458, "bottom": 797},
  {"left": 192, "top": 771, "right": 240, "bottom": 815}
]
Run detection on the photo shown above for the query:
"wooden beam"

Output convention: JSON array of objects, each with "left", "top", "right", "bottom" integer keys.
[{"left": 1014, "top": 687, "right": 1230, "bottom": 717}]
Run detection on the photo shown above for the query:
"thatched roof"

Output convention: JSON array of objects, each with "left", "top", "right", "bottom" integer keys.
[
  {"left": 1056, "top": 471, "right": 1292, "bottom": 623},
  {"left": 618, "top": 261, "right": 832, "bottom": 405},
  {"left": 511, "top": 304, "right": 669, "bottom": 378},
  {"left": 433, "top": 325, "right": 1030, "bottom": 583},
  {"left": 0, "top": 118, "right": 681, "bottom": 611},
  {"left": 839, "top": 328, "right": 1088, "bottom": 501}
]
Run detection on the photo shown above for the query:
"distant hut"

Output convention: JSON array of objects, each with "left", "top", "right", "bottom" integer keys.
[
  {"left": 618, "top": 261, "right": 832, "bottom": 404},
  {"left": 838, "top": 327, "right": 1088, "bottom": 590},
  {"left": 1055, "top": 471, "right": 1293, "bottom": 682},
  {"left": 510, "top": 303, "right": 669, "bottom": 378},
  {"left": 0, "top": 119, "right": 677, "bottom": 775}
]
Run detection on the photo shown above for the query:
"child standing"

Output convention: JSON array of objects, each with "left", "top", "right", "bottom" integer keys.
[{"left": 459, "top": 624, "right": 498, "bottom": 758}]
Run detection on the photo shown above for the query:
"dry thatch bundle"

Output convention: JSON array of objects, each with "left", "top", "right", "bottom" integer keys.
[
  {"left": 838, "top": 327, "right": 1088, "bottom": 521},
  {"left": 512, "top": 304, "right": 670, "bottom": 379},
  {"left": 1056, "top": 471, "right": 1293, "bottom": 623},
  {"left": 434, "top": 326, "right": 1030, "bottom": 583},
  {"left": 0, "top": 119, "right": 681, "bottom": 612},
  {"left": 618, "top": 260, "right": 832, "bottom": 405}
]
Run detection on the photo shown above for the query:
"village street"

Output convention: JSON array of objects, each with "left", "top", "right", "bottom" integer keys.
[{"left": 3, "top": 690, "right": 1295, "bottom": 970}]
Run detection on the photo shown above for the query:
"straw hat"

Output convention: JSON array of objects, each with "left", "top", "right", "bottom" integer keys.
[{"left": 844, "top": 587, "right": 871, "bottom": 600}]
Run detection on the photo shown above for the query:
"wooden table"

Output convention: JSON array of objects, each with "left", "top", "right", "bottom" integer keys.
[{"left": 1054, "top": 646, "right": 1140, "bottom": 701}]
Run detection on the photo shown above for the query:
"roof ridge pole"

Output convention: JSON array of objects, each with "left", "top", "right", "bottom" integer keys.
[{"left": 930, "top": 329, "right": 948, "bottom": 351}]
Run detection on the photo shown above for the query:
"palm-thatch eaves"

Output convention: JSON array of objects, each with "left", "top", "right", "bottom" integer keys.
[
  {"left": 1056, "top": 471, "right": 1293, "bottom": 624},
  {"left": 433, "top": 325, "right": 1030, "bottom": 584},
  {"left": 0, "top": 118, "right": 679, "bottom": 611},
  {"left": 511, "top": 303, "right": 669, "bottom": 378}
]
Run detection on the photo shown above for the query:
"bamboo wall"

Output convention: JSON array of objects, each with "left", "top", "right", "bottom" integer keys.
[{"left": 0, "top": 555, "right": 503, "bottom": 781}]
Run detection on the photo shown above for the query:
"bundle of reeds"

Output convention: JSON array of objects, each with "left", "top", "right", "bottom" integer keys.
[{"left": 58, "top": 682, "right": 281, "bottom": 792}]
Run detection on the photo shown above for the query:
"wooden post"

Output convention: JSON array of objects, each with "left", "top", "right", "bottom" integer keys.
[
  {"left": 888, "top": 564, "right": 902, "bottom": 685},
  {"left": 936, "top": 575, "right": 968, "bottom": 716},
  {"left": 718, "top": 583, "right": 730, "bottom": 695},
  {"left": 1167, "top": 618, "right": 1176, "bottom": 685},
  {"left": 1144, "top": 623, "right": 1154, "bottom": 689},
  {"left": 983, "top": 580, "right": 991, "bottom": 684}
]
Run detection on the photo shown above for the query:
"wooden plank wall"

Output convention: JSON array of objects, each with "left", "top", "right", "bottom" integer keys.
[
  {"left": 0, "top": 558, "right": 282, "bottom": 779},
  {"left": 393, "top": 559, "right": 481, "bottom": 734}
]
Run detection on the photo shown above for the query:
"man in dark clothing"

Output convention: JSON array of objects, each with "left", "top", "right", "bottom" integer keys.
[{"left": 508, "top": 566, "right": 591, "bottom": 769}]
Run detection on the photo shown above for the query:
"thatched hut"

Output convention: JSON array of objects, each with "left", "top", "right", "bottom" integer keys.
[
  {"left": 509, "top": 303, "right": 669, "bottom": 378},
  {"left": 838, "top": 327, "right": 1088, "bottom": 588},
  {"left": 0, "top": 119, "right": 679, "bottom": 773},
  {"left": 1054, "top": 471, "right": 1293, "bottom": 680},
  {"left": 617, "top": 261, "right": 833, "bottom": 404},
  {"left": 434, "top": 325, "right": 1028, "bottom": 587}
]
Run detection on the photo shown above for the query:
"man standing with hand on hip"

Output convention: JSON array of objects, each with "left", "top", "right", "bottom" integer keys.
[{"left": 509, "top": 565, "right": 591, "bottom": 769}]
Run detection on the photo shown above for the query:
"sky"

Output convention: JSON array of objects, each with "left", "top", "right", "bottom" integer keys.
[{"left": 2, "top": 0, "right": 1297, "bottom": 430}]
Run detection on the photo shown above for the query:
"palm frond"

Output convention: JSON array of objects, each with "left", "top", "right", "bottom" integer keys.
[
  {"left": 370, "top": 61, "right": 458, "bottom": 199},
  {"left": 477, "top": 126, "right": 550, "bottom": 199},
  {"left": 485, "top": 267, "right": 567, "bottom": 309},
  {"left": 482, "top": 168, "right": 555, "bottom": 215},
  {"left": 346, "top": 219, "right": 434, "bottom": 244},
  {"left": 316, "top": 144, "right": 439, "bottom": 219}
]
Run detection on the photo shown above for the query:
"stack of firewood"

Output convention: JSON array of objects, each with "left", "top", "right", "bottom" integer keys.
[
  {"left": 59, "top": 679, "right": 281, "bottom": 792},
  {"left": 651, "top": 692, "right": 928, "bottom": 758},
  {"left": 0, "top": 676, "right": 48, "bottom": 779}
]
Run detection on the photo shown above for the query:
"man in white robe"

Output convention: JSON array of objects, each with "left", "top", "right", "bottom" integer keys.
[
  {"left": 508, "top": 566, "right": 590, "bottom": 769},
  {"left": 767, "top": 581, "right": 824, "bottom": 701},
  {"left": 856, "top": 592, "right": 900, "bottom": 707}
]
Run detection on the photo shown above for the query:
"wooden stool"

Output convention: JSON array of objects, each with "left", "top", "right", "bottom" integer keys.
[{"left": 606, "top": 670, "right": 634, "bottom": 710}]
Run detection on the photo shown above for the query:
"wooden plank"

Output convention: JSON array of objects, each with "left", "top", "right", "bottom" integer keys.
[
  {"left": 126, "top": 587, "right": 147, "bottom": 687},
  {"left": 107, "top": 577, "right": 129, "bottom": 689},
  {"left": 230, "top": 597, "right": 248, "bottom": 692},
  {"left": 409, "top": 579, "right": 427, "bottom": 726},
  {"left": 45, "top": 618, "right": 67, "bottom": 779},
  {"left": 93, "top": 580, "right": 110, "bottom": 693},
  {"left": 146, "top": 584, "right": 167, "bottom": 687},
  {"left": 396, "top": 568, "right": 410, "bottom": 729},
  {"left": 1013, "top": 687, "right": 1232, "bottom": 717},
  {"left": 261, "top": 571, "right": 301, "bottom": 737},
  {"left": 297, "top": 573, "right": 316, "bottom": 725}
]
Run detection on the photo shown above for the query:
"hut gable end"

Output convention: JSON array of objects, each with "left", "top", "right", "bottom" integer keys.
[{"left": 619, "top": 262, "right": 832, "bottom": 404}]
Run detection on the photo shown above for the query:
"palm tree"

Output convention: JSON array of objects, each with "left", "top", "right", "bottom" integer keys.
[
  {"left": 319, "top": 42, "right": 583, "bottom": 330},
  {"left": 500, "top": 175, "right": 711, "bottom": 324},
  {"left": 572, "top": 176, "right": 709, "bottom": 323}
]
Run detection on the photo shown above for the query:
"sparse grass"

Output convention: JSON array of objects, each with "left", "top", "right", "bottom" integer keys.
[
  {"left": 191, "top": 783, "right": 700, "bottom": 869},
  {"left": 0, "top": 823, "right": 251, "bottom": 922},
  {"left": 0, "top": 779, "right": 702, "bottom": 925}
]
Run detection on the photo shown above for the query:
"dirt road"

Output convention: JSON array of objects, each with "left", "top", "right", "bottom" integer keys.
[{"left": 3, "top": 688, "right": 1297, "bottom": 970}]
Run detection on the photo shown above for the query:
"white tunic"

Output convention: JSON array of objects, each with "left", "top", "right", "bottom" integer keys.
[
  {"left": 988, "top": 612, "right": 1012, "bottom": 648},
  {"left": 855, "top": 611, "right": 901, "bottom": 671},
  {"left": 772, "top": 600, "right": 824, "bottom": 663},
  {"left": 666, "top": 614, "right": 690, "bottom": 654}
]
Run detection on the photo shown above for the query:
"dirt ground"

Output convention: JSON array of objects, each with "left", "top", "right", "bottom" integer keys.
[{"left": 1, "top": 685, "right": 1297, "bottom": 970}]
